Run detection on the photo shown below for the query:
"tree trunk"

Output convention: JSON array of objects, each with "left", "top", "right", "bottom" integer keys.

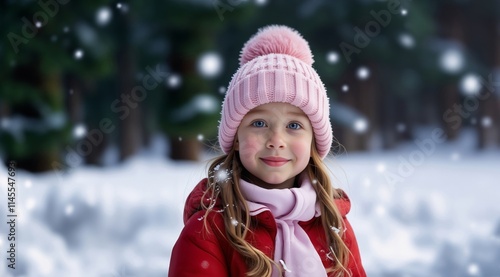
[
  {"left": 117, "top": 15, "right": 141, "bottom": 161},
  {"left": 357, "top": 63, "right": 379, "bottom": 151},
  {"left": 169, "top": 137, "right": 201, "bottom": 161},
  {"left": 380, "top": 85, "right": 397, "bottom": 150},
  {"left": 467, "top": 16, "right": 500, "bottom": 149},
  {"left": 441, "top": 83, "right": 461, "bottom": 140},
  {"left": 65, "top": 74, "right": 83, "bottom": 123},
  {"left": 337, "top": 68, "right": 360, "bottom": 151},
  {"left": 338, "top": 64, "right": 379, "bottom": 151},
  {"left": 438, "top": 4, "right": 465, "bottom": 141}
]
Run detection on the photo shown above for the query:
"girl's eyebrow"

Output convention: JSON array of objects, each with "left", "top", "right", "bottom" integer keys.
[
  {"left": 287, "top": 111, "right": 308, "bottom": 118},
  {"left": 246, "top": 108, "right": 307, "bottom": 118},
  {"left": 246, "top": 107, "right": 267, "bottom": 115}
]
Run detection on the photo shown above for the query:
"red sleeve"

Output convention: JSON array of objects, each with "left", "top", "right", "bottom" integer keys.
[
  {"left": 168, "top": 212, "right": 229, "bottom": 277},
  {"left": 343, "top": 217, "right": 366, "bottom": 277}
]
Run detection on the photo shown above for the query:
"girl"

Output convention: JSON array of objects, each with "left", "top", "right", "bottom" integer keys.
[{"left": 168, "top": 25, "right": 366, "bottom": 277}]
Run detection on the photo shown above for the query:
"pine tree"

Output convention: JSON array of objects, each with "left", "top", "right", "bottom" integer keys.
[{"left": 0, "top": 0, "right": 115, "bottom": 171}]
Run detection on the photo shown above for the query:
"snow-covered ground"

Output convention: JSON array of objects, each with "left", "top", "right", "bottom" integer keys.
[{"left": 1, "top": 128, "right": 499, "bottom": 277}]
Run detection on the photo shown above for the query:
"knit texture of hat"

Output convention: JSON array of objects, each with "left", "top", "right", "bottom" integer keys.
[{"left": 218, "top": 25, "right": 332, "bottom": 158}]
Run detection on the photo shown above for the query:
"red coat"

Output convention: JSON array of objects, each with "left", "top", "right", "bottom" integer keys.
[{"left": 168, "top": 179, "right": 366, "bottom": 277}]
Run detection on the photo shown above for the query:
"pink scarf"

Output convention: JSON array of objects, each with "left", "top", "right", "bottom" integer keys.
[{"left": 239, "top": 174, "right": 327, "bottom": 277}]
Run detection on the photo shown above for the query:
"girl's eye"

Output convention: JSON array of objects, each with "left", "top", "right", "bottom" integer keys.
[
  {"left": 288, "top": 122, "right": 302, "bottom": 130},
  {"left": 252, "top": 120, "right": 267, "bottom": 128}
]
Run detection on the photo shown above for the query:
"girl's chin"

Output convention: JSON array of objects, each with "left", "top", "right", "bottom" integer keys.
[{"left": 255, "top": 177, "right": 294, "bottom": 189}]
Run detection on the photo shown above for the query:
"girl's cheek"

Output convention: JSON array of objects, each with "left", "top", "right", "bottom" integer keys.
[
  {"left": 239, "top": 137, "right": 261, "bottom": 154},
  {"left": 242, "top": 140, "right": 257, "bottom": 150}
]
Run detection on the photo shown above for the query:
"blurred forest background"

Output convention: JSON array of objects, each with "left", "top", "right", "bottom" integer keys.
[{"left": 1, "top": 0, "right": 500, "bottom": 172}]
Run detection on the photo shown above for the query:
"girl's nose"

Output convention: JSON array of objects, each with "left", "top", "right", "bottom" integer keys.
[{"left": 266, "top": 130, "right": 285, "bottom": 149}]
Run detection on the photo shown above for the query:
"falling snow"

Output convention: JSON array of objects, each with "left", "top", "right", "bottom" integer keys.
[
  {"left": 468, "top": 263, "right": 480, "bottom": 275},
  {"left": 215, "top": 168, "right": 231, "bottom": 183},
  {"left": 73, "top": 124, "right": 87, "bottom": 139},
  {"left": 460, "top": 74, "right": 482, "bottom": 95},
  {"left": 440, "top": 48, "right": 464, "bottom": 73},
  {"left": 399, "top": 33, "right": 415, "bottom": 48},
  {"left": 357, "top": 66, "right": 370, "bottom": 80},
  {"left": 255, "top": 0, "right": 268, "bottom": 6},
  {"left": 167, "top": 74, "right": 181, "bottom": 88},
  {"left": 117, "top": 3, "right": 129, "bottom": 13},
  {"left": 74, "top": 49, "right": 84, "bottom": 60},
  {"left": 353, "top": 118, "right": 368, "bottom": 133},
  {"left": 326, "top": 51, "right": 340, "bottom": 64},
  {"left": 200, "top": 260, "right": 210, "bottom": 269},
  {"left": 96, "top": 7, "right": 112, "bottom": 26},
  {"left": 481, "top": 116, "right": 492, "bottom": 128},
  {"left": 330, "top": 226, "right": 340, "bottom": 234},
  {"left": 197, "top": 52, "right": 223, "bottom": 78},
  {"left": 396, "top": 123, "right": 406, "bottom": 133}
]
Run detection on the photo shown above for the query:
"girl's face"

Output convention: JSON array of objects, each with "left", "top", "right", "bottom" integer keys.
[{"left": 236, "top": 102, "right": 313, "bottom": 189}]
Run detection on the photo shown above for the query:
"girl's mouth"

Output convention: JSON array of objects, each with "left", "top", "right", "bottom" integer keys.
[{"left": 260, "top": 157, "right": 290, "bottom": 167}]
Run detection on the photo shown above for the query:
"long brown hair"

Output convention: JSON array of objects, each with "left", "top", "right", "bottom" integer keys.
[{"left": 201, "top": 144, "right": 350, "bottom": 276}]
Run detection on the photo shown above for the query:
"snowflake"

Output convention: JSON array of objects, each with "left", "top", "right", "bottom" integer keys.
[
  {"left": 468, "top": 263, "right": 480, "bottom": 276},
  {"left": 216, "top": 204, "right": 230, "bottom": 213},
  {"left": 74, "top": 49, "right": 84, "bottom": 60},
  {"left": 211, "top": 163, "right": 233, "bottom": 183},
  {"left": 482, "top": 116, "right": 493, "bottom": 128},
  {"left": 326, "top": 246, "right": 336, "bottom": 261},
  {"left": 197, "top": 52, "right": 223, "bottom": 78},
  {"left": 96, "top": 7, "right": 112, "bottom": 26},
  {"left": 357, "top": 66, "right": 370, "bottom": 80},
  {"left": 330, "top": 226, "right": 340, "bottom": 234},
  {"left": 215, "top": 169, "right": 231, "bottom": 183},
  {"left": 330, "top": 225, "right": 347, "bottom": 235},
  {"left": 326, "top": 51, "right": 339, "bottom": 64},
  {"left": 353, "top": 118, "right": 368, "bottom": 133}
]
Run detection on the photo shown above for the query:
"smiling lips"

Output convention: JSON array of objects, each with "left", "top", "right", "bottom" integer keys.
[{"left": 260, "top": 157, "right": 290, "bottom": 167}]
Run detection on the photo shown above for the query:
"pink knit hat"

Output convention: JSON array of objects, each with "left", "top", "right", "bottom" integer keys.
[{"left": 218, "top": 25, "right": 332, "bottom": 158}]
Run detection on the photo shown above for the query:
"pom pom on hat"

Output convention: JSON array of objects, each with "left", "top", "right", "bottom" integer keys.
[
  {"left": 239, "top": 25, "right": 314, "bottom": 66},
  {"left": 219, "top": 25, "right": 333, "bottom": 159}
]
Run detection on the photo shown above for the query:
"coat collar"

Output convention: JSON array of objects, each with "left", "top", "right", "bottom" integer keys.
[{"left": 184, "top": 178, "right": 352, "bottom": 226}]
